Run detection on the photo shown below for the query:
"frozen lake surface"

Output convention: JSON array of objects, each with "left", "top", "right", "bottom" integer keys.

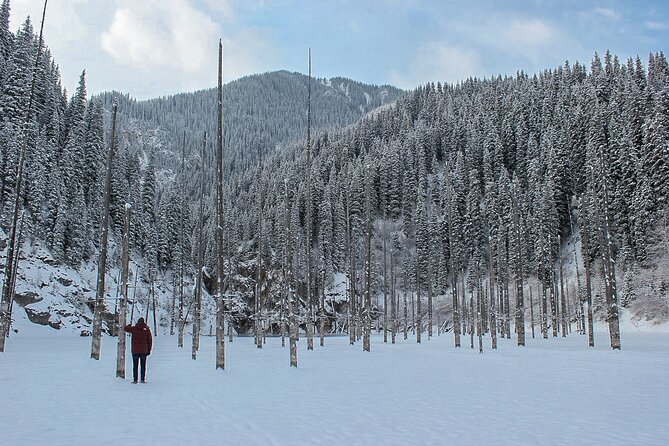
[{"left": 1, "top": 330, "right": 668, "bottom": 445}]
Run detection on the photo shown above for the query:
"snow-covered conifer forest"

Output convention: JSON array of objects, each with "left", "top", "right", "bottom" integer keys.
[{"left": 0, "top": 1, "right": 668, "bottom": 444}]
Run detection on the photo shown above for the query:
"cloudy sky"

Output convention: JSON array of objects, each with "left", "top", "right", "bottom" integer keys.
[{"left": 9, "top": 0, "right": 669, "bottom": 99}]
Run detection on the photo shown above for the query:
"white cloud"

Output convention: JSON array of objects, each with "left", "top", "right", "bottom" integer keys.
[
  {"left": 96, "top": 0, "right": 278, "bottom": 97},
  {"left": 645, "top": 20, "right": 669, "bottom": 30},
  {"left": 10, "top": 0, "right": 90, "bottom": 42},
  {"left": 387, "top": 42, "right": 483, "bottom": 89},
  {"left": 592, "top": 7, "right": 620, "bottom": 20},
  {"left": 503, "top": 18, "right": 558, "bottom": 47},
  {"left": 220, "top": 28, "right": 278, "bottom": 82},
  {"left": 101, "top": 0, "right": 219, "bottom": 74},
  {"left": 203, "top": 0, "right": 236, "bottom": 20}
]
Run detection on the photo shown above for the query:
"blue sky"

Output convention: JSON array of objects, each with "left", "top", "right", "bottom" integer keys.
[{"left": 9, "top": 0, "right": 669, "bottom": 99}]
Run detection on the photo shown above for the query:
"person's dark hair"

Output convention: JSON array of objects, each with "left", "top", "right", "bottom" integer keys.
[{"left": 137, "top": 317, "right": 145, "bottom": 325}]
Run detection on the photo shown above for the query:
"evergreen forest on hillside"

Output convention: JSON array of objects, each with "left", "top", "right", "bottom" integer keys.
[{"left": 0, "top": 0, "right": 668, "bottom": 353}]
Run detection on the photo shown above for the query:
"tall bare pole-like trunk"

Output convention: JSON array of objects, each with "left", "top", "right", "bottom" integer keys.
[
  {"left": 116, "top": 204, "right": 131, "bottom": 378},
  {"left": 319, "top": 270, "right": 325, "bottom": 346},
  {"left": 469, "top": 291, "right": 474, "bottom": 349},
  {"left": 178, "top": 130, "right": 186, "bottom": 348},
  {"left": 6, "top": 212, "right": 25, "bottom": 337},
  {"left": 215, "top": 40, "right": 226, "bottom": 370},
  {"left": 130, "top": 268, "right": 139, "bottom": 324},
  {"left": 596, "top": 143, "right": 621, "bottom": 349},
  {"left": 0, "top": 1, "right": 48, "bottom": 352},
  {"left": 584, "top": 255, "right": 595, "bottom": 347},
  {"left": 541, "top": 282, "right": 548, "bottom": 339},
  {"left": 559, "top": 256, "right": 567, "bottom": 337},
  {"left": 403, "top": 286, "right": 408, "bottom": 339},
  {"left": 504, "top": 281, "right": 511, "bottom": 339},
  {"left": 284, "top": 179, "right": 298, "bottom": 366},
  {"left": 90, "top": 102, "right": 118, "bottom": 359},
  {"left": 488, "top": 237, "right": 497, "bottom": 349},
  {"left": 477, "top": 281, "right": 483, "bottom": 353},
  {"left": 305, "top": 48, "right": 315, "bottom": 351},
  {"left": 170, "top": 277, "right": 176, "bottom": 336},
  {"left": 579, "top": 196, "right": 595, "bottom": 347},
  {"left": 426, "top": 192, "right": 433, "bottom": 340},
  {"left": 225, "top": 227, "right": 234, "bottom": 344},
  {"left": 383, "top": 217, "right": 388, "bottom": 343},
  {"left": 415, "top": 269, "right": 422, "bottom": 343},
  {"left": 512, "top": 183, "right": 525, "bottom": 346},
  {"left": 568, "top": 207, "right": 584, "bottom": 335},
  {"left": 427, "top": 277, "right": 432, "bottom": 339},
  {"left": 529, "top": 286, "right": 535, "bottom": 338},
  {"left": 151, "top": 280, "right": 158, "bottom": 335},
  {"left": 390, "top": 241, "right": 397, "bottom": 344},
  {"left": 445, "top": 171, "right": 460, "bottom": 347},
  {"left": 281, "top": 194, "right": 287, "bottom": 349},
  {"left": 192, "top": 132, "right": 206, "bottom": 360},
  {"left": 344, "top": 162, "right": 355, "bottom": 346},
  {"left": 363, "top": 164, "right": 372, "bottom": 352},
  {"left": 255, "top": 146, "right": 263, "bottom": 349},
  {"left": 551, "top": 263, "right": 558, "bottom": 338},
  {"left": 352, "top": 237, "right": 359, "bottom": 342}
]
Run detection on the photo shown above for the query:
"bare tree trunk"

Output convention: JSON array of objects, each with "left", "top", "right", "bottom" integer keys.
[
  {"left": 512, "top": 185, "right": 525, "bottom": 346},
  {"left": 90, "top": 102, "right": 118, "bottom": 360},
  {"left": 415, "top": 268, "right": 422, "bottom": 344},
  {"left": 116, "top": 204, "right": 131, "bottom": 378},
  {"left": 461, "top": 274, "right": 467, "bottom": 336},
  {"left": 390, "top": 235, "right": 396, "bottom": 344},
  {"left": 403, "top": 289, "right": 408, "bottom": 340},
  {"left": 352, "top": 242, "right": 358, "bottom": 343},
  {"left": 445, "top": 171, "right": 460, "bottom": 347},
  {"left": 584, "top": 255, "right": 595, "bottom": 348},
  {"left": 255, "top": 146, "right": 263, "bottom": 349},
  {"left": 5, "top": 212, "right": 25, "bottom": 338},
  {"left": 284, "top": 179, "right": 298, "bottom": 367},
  {"left": 363, "top": 164, "right": 372, "bottom": 352},
  {"left": 383, "top": 218, "right": 388, "bottom": 343},
  {"left": 427, "top": 279, "right": 433, "bottom": 339},
  {"left": 529, "top": 286, "right": 535, "bottom": 338},
  {"left": 319, "top": 270, "right": 325, "bottom": 346},
  {"left": 569, "top": 207, "right": 584, "bottom": 336},
  {"left": 345, "top": 163, "right": 355, "bottom": 346},
  {"left": 281, "top": 235, "right": 286, "bottom": 348},
  {"left": 551, "top": 272, "right": 558, "bottom": 338},
  {"left": 597, "top": 143, "right": 621, "bottom": 350},
  {"left": 504, "top": 282, "right": 511, "bottom": 339},
  {"left": 477, "top": 281, "right": 483, "bottom": 353},
  {"left": 170, "top": 276, "right": 175, "bottom": 336},
  {"left": 489, "top": 276, "right": 497, "bottom": 349},
  {"left": 215, "top": 41, "right": 225, "bottom": 370},
  {"left": 178, "top": 130, "right": 186, "bottom": 348},
  {"left": 578, "top": 194, "right": 596, "bottom": 348},
  {"left": 560, "top": 257, "right": 567, "bottom": 337},
  {"left": 0, "top": 0, "right": 48, "bottom": 352},
  {"left": 469, "top": 291, "right": 474, "bottom": 349},
  {"left": 151, "top": 280, "right": 158, "bottom": 335},
  {"left": 192, "top": 132, "right": 206, "bottom": 360}
]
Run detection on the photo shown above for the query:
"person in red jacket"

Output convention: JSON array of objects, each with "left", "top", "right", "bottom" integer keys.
[{"left": 124, "top": 317, "right": 153, "bottom": 383}]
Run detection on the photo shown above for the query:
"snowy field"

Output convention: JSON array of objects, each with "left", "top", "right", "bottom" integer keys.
[{"left": 1, "top": 329, "right": 668, "bottom": 446}]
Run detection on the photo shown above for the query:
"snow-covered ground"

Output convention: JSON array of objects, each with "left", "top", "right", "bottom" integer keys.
[{"left": 1, "top": 329, "right": 668, "bottom": 446}]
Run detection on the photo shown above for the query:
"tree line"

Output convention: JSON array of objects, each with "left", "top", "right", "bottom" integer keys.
[{"left": 0, "top": 0, "right": 667, "bottom": 357}]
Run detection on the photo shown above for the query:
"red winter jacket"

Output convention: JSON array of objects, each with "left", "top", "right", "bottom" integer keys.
[{"left": 124, "top": 322, "right": 153, "bottom": 354}]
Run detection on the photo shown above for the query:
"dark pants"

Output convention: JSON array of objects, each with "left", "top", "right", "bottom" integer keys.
[{"left": 132, "top": 353, "right": 148, "bottom": 382}]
